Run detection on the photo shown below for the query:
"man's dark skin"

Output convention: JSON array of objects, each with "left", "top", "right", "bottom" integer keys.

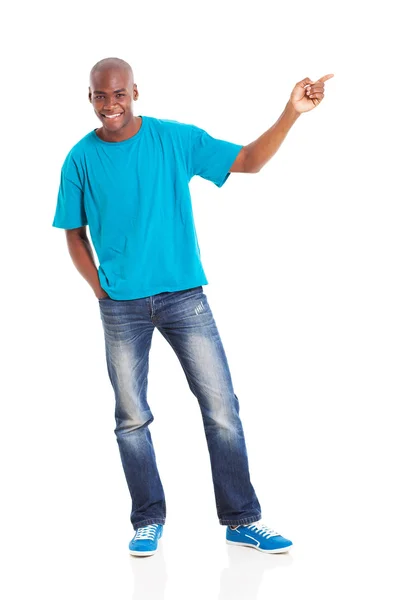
[
  {"left": 66, "top": 58, "right": 333, "bottom": 300},
  {"left": 66, "top": 61, "right": 141, "bottom": 299},
  {"left": 89, "top": 62, "right": 141, "bottom": 143}
]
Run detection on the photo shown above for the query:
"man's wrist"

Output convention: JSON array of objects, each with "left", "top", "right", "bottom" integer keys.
[{"left": 284, "top": 101, "right": 301, "bottom": 122}]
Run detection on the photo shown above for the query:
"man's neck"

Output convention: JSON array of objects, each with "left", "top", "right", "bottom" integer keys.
[{"left": 96, "top": 115, "right": 142, "bottom": 143}]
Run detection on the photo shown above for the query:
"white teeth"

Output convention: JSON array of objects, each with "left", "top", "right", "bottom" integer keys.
[{"left": 104, "top": 113, "right": 121, "bottom": 118}]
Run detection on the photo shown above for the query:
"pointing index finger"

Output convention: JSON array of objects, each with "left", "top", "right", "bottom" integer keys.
[{"left": 317, "top": 74, "right": 335, "bottom": 83}]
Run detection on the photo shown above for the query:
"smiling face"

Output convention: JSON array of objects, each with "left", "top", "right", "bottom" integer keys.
[{"left": 88, "top": 66, "right": 139, "bottom": 140}]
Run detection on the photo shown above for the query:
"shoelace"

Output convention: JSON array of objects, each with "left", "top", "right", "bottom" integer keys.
[
  {"left": 135, "top": 524, "right": 158, "bottom": 541},
  {"left": 245, "top": 523, "right": 279, "bottom": 539}
]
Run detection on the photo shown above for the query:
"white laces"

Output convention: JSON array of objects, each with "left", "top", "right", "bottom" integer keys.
[
  {"left": 245, "top": 523, "right": 279, "bottom": 538},
  {"left": 135, "top": 525, "right": 158, "bottom": 540}
]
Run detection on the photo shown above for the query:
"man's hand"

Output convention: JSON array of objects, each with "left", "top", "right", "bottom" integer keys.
[
  {"left": 96, "top": 290, "right": 110, "bottom": 299},
  {"left": 289, "top": 74, "right": 334, "bottom": 114},
  {"left": 230, "top": 72, "right": 334, "bottom": 173}
]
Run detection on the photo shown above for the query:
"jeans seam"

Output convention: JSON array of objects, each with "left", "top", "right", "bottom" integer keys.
[
  {"left": 219, "top": 513, "right": 262, "bottom": 526},
  {"left": 133, "top": 518, "right": 166, "bottom": 529}
]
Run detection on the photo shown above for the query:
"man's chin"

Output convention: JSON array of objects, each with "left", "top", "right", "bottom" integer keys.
[{"left": 104, "top": 122, "right": 124, "bottom": 131}]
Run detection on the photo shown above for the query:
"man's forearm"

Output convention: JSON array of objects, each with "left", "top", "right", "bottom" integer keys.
[
  {"left": 245, "top": 101, "right": 301, "bottom": 173},
  {"left": 66, "top": 233, "right": 105, "bottom": 298}
]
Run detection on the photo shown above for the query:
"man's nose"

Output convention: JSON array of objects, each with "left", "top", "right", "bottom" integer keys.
[{"left": 103, "top": 100, "right": 116, "bottom": 110}]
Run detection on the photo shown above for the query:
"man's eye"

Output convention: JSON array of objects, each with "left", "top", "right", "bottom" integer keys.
[
  {"left": 95, "top": 96, "right": 104, "bottom": 100},
  {"left": 116, "top": 94, "right": 125, "bottom": 97}
]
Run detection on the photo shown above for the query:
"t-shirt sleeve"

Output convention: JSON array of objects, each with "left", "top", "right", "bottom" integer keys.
[
  {"left": 189, "top": 125, "right": 243, "bottom": 188},
  {"left": 52, "top": 152, "right": 88, "bottom": 229}
]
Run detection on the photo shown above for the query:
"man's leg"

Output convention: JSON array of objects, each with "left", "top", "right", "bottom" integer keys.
[
  {"left": 153, "top": 286, "right": 262, "bottom": 526},
  {"left": 98, "top": 297, "right": 166, "bottom": 530}
]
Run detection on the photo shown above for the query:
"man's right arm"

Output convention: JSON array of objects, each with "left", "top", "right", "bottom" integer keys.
[{"left": 65, "top": 227, "right": 109, "bottom": 299}]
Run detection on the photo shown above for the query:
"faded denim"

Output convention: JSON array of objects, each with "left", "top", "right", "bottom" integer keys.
[{"left": 98, "top": 286, "right": 262, "bottom": 529}]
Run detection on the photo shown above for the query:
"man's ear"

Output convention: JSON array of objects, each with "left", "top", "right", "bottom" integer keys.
[
  {"left": 88, "top": 87, "right": 92, "bottom": 103},
  {"left": 133, "top": 84, "right": 139, "bottom": 101}
]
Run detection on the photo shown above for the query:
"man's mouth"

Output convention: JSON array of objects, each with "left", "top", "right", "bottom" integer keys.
[{"left": 101, "top": 112, "right": 123, "bottom": 120}]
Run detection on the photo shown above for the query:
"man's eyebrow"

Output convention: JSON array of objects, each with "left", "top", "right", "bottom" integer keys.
[{"left": 92, "top": 88, "right": 127, "bottom": 94}]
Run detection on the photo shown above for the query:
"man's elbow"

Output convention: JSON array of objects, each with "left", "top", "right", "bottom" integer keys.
[
  {"left": 245, "top": 163, "right": 260, "bottom": 174},
  {"left": 229, "top": 147, "right": 260, "bottom": 174},
  {"left": 243, "top": 147, "right": 260, "bottom": 174}
]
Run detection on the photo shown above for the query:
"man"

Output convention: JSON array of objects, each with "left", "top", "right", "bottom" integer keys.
[{"left": 52, "top": 57, "right": 333, "bottom": 557}]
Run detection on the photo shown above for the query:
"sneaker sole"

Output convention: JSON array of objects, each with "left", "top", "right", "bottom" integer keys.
[
  {"left": 226, "top": 540, "right": 293, "bottom": 554},
  {"left": 129, "top": 549, "right": 157, "bottom": 557}
]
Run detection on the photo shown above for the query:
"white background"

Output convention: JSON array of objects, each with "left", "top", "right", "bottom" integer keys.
[{"left": 2, "top": 1, "right": 399, "bottom": 598}]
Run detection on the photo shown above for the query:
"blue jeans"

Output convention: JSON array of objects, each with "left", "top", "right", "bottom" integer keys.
[{"left": 98, "top": 285, "right": 262, "bottom": 529}]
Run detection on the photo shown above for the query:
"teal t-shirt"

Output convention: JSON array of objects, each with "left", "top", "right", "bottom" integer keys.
[{"left": 52, "top": 115, "right": 243, "bottom": 299}]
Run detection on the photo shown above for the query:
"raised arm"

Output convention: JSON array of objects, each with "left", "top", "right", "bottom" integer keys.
[{"left": 230, "top": 74, "right": 334, "bottom": 174}]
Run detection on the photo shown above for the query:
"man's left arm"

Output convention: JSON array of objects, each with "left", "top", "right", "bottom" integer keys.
[{"left": 231, "top": 74, "right": 334, "bottom": 174}]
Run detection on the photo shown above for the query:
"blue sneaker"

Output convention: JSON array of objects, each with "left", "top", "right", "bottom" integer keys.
[
  {"left": 226, "top": 522, "right": 293, "bottom": 553},
  {"left": 129, "top": 524, "right": 163, "bottom": 557}
]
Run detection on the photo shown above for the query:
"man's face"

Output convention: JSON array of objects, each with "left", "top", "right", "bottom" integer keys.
[{"left": 88, "top": 67, "right": 138, "bottom": 133}]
